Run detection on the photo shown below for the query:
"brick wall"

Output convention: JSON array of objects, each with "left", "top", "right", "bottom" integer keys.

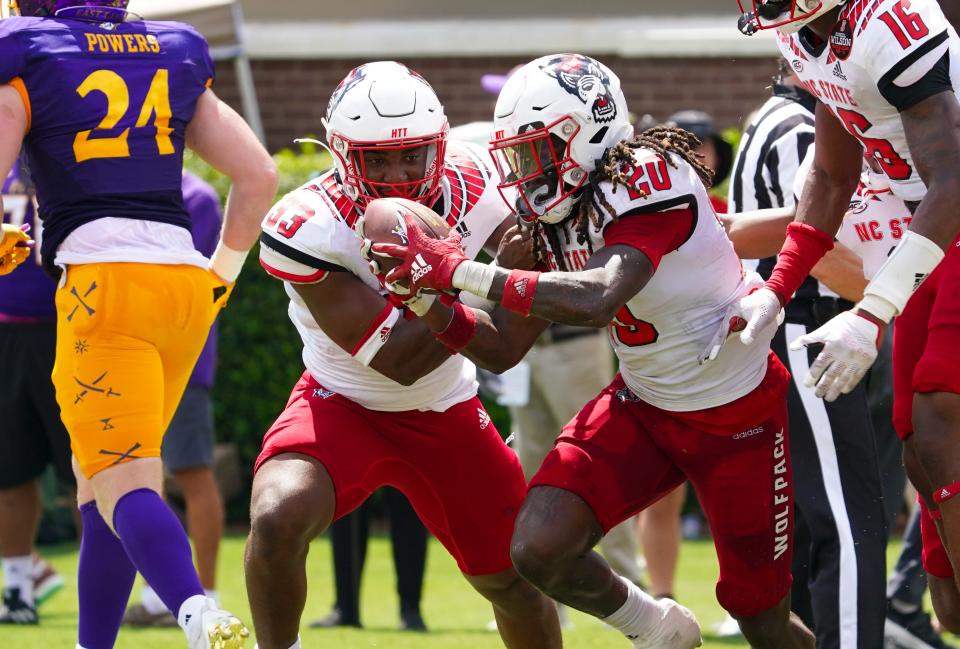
[{"left": 214, "top": 55, "right": 781, "bottom": 153}]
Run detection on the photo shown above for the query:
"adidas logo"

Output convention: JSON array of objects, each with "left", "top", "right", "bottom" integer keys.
[
  {"left": 455, "top": 221, "right": 472, "bottom": 238},
  {"left": 477, "top": 408, "right": 491, "bottom": 430},
  {"left": 312, "top": 387, "right": 335, "bottom": 399},
  {"left": 411, "top": 254, "right": 433, "bottom": 283},
  {"left": 379, "top": 325, "right": 392, "bottom": 343},
  {"left": 832, "top": 61, "right": 847, "bottom": 81},
  {"left": 942, "top": 488, "right": 952, "bottom": 500},
  {"left": 513, "top": 278, "right": 528, "bottom": 298},
  {"left": 914, "top": 272, "right": 928, "bottom": 290}
]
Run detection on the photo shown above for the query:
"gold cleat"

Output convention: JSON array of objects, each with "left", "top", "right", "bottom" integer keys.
[{"left": 208, "top": 618, "right": 250, "bottom": 649}]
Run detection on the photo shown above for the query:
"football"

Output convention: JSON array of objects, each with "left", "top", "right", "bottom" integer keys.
[{"left": 359, "top": 197, "right": 451, "bottom": 275}]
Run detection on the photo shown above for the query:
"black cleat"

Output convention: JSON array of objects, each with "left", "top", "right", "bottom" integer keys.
[
  {"left": 885, "top": 602, "right": 957, "bottom": 649},
  {"left": 399, "top": 608, "right": 427, "bottom": 632},
  {"left": 0, "top": 588, "right": 38, "bottom": 624}
]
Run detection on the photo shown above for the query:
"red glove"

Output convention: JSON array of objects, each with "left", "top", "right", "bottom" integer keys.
[{"left": 372, "top": 214, "right": 467, "bottom": 294}]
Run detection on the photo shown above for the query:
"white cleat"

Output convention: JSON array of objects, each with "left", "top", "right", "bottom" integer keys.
[
  {"left": 630, "top": 598, "right": 702, "bottom": 649},
  {"left": 186, "top": 598, "right": 250, "bottom": 649}
]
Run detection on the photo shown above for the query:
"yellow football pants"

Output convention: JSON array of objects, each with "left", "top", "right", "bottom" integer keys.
[{"left": 52, "top": 263, "right": 230, "bottom": 478}]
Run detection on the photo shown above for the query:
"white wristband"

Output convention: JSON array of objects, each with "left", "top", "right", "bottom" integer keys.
[
  {"left": 209, "top": 242, "right": 250, "bottom": 284},
  {"left": 452, "top": 260, "right": 498, "bottom": 299},
  {"left": 859, "top": 230, "right": 943, "bottom": 323}
]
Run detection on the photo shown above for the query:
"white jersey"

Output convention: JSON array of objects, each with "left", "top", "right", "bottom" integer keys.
[
  {"left": 839, "top": 171, "right": 914, "bottom": 278},
  {"left": 794, "top": 146, "right": 913, "bottom": 280},
  {"left": 541, "top": 148, "right": 774, "bottom": 412},
  {"left": 777, "top": 0, "right": 960, "bottom": 201},
  {"left": 259, "top": 141, "right": 509, "bottom": 412}
]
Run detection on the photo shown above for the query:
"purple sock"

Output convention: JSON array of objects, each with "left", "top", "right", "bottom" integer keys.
[
  {"left": 78, "top": 501, "right": 137, "bottom": 649},
  {"left": 112, "top": 488, "right": 204, "bottom": 619}
]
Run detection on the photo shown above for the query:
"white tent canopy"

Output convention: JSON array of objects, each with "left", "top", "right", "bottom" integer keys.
[{"left": 127, "top": 0, "right": 264, "bottom": 142}]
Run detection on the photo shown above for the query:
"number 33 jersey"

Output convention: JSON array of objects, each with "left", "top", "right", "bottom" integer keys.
[
  {"left": 777, "top": 0, "right": 959, "bottom": 202},
  {"left": 539, "top": 147, "right": 773, "bottom": 412},
  {"left": 0, "top": 16, "right": 214, "bottom": 270}
]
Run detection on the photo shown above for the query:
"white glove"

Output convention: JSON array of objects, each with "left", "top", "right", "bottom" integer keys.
[
  {"left": 788, "top": 310, "right": 880, "bottom": 402},
  {"left": 698, "top": 287, "right": 784, "bottom": 364}
]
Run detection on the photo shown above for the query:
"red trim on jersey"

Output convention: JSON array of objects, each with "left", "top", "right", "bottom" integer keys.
[
  {"left": 259, "top": 258, "right": 329, "bottom": 284},
  {"left": 765, "top": 222, "right": 835, "bottom": 305},
  {"left": 602, "top": 208, "right": 695, "bottom": 271},
  {"left": 350, "top": 303, "right": 396, "bottom": 356},
  {"left": 709, "top": 195, "right": 728, "bottom": 215},
  {"left": 434, "top": 301, "right": 478, "bottom": 350},
  {"left": 309, "top": 174, "right": 362, "bottom": 228},
  {"left": 444, "top": 148, "right": 488, "bottom": 226},
  {"left": 854, "top": 0, "right": 885, "bottom": 35}
]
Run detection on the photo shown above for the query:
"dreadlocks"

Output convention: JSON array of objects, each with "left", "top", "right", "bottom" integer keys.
[{"left": 532, "top": 126, "right": 715, "bottom": 271}]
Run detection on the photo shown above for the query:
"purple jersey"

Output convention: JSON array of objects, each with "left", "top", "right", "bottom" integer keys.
[
  {"left": 0, "top": 159, "right": 55, "bottom": 320},
  {"left": 0, "top": 16, "right": 214, "bottom": 271},
  {"left": 182, "top": 171, "right": 221, "bottom": 388}
]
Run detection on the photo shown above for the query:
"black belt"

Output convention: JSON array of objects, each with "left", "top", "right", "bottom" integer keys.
[
  {"left": 538, "top": 324, "right": 599, "bottom": 345},
  {"left": 785, "top": 297, "right": 855, "bottom": 328}
]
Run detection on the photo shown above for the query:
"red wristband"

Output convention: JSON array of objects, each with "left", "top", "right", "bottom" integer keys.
[
  {"left": 765, "top": 222, "right": 834, "bottom": 306},
  {"left": 933, "top": 481, "right": 960, "bottom": 504},
  {"left": 501, "top": 269, "right": 540, "bottom": 316},
  {"left": 434, "top": 301, "right": 477, "bottom": 351}
]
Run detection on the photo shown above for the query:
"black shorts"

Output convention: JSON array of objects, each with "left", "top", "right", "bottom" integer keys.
[{"left": 0, "top": 322, "right": 74, "bottom": 488}]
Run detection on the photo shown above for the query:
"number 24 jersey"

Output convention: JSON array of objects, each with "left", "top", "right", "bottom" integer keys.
[{"left": 0, "top": 16, "right": 214, "bottom": 268}]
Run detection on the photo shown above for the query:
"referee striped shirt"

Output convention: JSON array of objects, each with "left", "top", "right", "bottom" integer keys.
[
  {"left": 729, "top": 83, "right": 816, "bottom": 213},
  {"left": 729, "top": 82, "right": 835, "bottom": 299}
]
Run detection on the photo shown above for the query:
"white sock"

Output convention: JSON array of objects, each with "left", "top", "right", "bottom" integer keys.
[
  {"left": 177, "top": 593, "right": 208, "bottom": 632},
  {"left": 602, "top": 576, "right": 661, "bottom": 642},
  {"left": 204, "top": 589, "right": 219, "bottom": 606},
  {"left": 140, "top": 584, "right": 167, "bottom": 615},
  {"left": 2, "top": 555, "right": 34, "bottom": 604}
]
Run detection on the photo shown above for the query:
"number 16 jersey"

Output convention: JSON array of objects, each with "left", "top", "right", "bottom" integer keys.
[
  {"left": 777, "top": 0, "right": 960, "bottom": 202},
  {"left": 0, "top": 16, "right": 215, "bottom": 271}
]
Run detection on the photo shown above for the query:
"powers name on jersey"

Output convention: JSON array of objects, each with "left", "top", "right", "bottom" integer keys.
[
  {"left": 259, "top": 140, "right": 509, "bottom": 413},
  {"left": 542, "top": 146, "right": 773, "bottom": 412},
  {"left": 777, "top": 0, "right": 960, "bottom": 202}
]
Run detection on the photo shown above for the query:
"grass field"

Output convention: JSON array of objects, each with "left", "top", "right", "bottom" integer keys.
[{"left": 4, "top": 535, "right": 909, "bottom": 649}]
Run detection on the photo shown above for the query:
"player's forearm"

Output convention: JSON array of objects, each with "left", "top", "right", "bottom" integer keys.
[
  {"left": 903, "top": 92, "right": 960, "bottom": 249},
  {"left": 420, "top": 300, "right": 547, "bottom": 373},
  {"left": 220, "top": 171, "right": 280, "bottom": 252},
  {"left": 369, "top": 315, "right": 455, "bottom": 385},
  {"left": 811, "top": 244, "right": 867, "bottom": 302},
  {"left": 452, "top": 263, "right": 627, "bottom": 328},
  {"left": 721, "top": 207, "right": 795, "bottom": 258},
  {"left": 794, "top": 164, "right": 858, "bottom": 237}
]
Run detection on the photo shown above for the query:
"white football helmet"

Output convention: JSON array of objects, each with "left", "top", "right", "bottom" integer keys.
[
  {"left": 322, "top": 61, "right": 448, "bottom": 209},
  {"left": 737, "top": 0, "right": 848, "bottom": 35},
  {"left": 489, "top": 54, "right": 633, "bottom": 224}
]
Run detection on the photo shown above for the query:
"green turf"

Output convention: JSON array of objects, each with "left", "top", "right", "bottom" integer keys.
[{"left": 4, "top": 535, "right": 905, "bottom": 648}]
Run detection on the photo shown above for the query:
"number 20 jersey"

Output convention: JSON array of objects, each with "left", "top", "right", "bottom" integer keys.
[
  {"left": 541, "top": 148, "right": 774, "bottom": 412},
  {"left": 0, "top": 16, "right": 214, "bottom": 269},
  {"left": 777, "top": 0, "right": 960, "bottom": 202}
]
